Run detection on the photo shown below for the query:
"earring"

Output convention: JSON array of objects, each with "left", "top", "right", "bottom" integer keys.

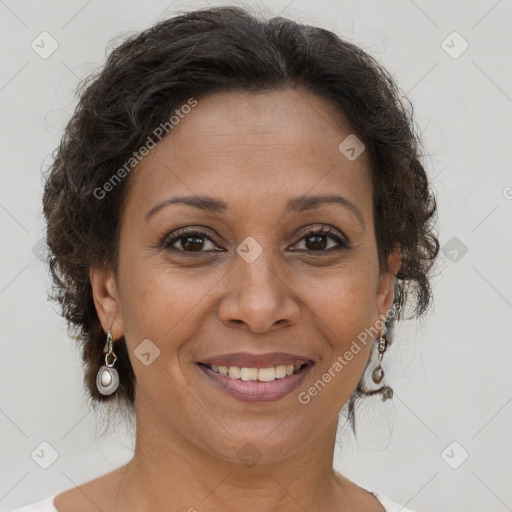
[
  {"left": 96, "top": 329, "right": 119, "bottom": 396},
  {"left": 371, "top": 332, "right": 393, "bottom": 401}
]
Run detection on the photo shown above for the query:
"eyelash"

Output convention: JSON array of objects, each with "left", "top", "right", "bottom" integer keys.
[{"left": 161, "top": 225, "right": 349, "bottom": 254}]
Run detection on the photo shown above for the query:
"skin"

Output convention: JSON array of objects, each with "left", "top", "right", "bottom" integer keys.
[{"left": 55, "top": 87, "right": 401, "bottom": 512}]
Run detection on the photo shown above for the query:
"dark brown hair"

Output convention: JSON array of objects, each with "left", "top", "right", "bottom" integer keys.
[{"left": 42, "top": 6, "right": 439, "bottom": 432}]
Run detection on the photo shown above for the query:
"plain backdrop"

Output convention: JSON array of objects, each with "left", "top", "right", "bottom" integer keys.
[{"left": 0, "top": 1, "right": 511, "bottom": 511}]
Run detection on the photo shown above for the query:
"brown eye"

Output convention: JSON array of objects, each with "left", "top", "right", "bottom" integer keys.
[
  {"left": 163, "top": 229, "right": 220, "bottom": 253},
  {"left": 180, "top": 235, "right": 206, "bottom": 251},
  {"left": 162, "top": 226, "right": 348, "bottom": 255},
  {"left": 292, "top": 226, "right": 348, "bottom": 253},
  {"left": 305, "top": 233, "right": 328, "bottom": 251}
]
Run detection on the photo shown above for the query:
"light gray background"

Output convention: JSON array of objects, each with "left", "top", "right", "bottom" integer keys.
[{"left": 1, "top": 0, "right": 511, "bottom": 511}]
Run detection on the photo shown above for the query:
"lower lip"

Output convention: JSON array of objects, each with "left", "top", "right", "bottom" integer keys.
[{"left": 197, "top": 363, "right": 314, "bottom": 402}]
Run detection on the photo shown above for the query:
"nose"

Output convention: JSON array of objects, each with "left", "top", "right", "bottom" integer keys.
[{"left": 217, "top": 248, "right": 300, "bottom": 333}]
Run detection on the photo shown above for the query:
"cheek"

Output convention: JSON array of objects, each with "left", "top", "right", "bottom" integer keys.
[
  {"left": 117, "top": 252, "right": 219, "bottom": 342},
  {"left": 305, "top": 260, "right": 378, "bottom": 326},
  {"left": 304, "top": 278, "right": 376, "bottom": 409},
  {"left": 302, "top": 261, "right": 378, "bottom": 372}
]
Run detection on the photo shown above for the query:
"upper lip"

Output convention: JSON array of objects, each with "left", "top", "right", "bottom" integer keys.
[{"left": 199, "top": 352, "right": 314, "bottom": 368}]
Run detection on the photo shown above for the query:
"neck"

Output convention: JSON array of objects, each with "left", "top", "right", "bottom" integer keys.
[{"left": 112, "top": 399, "right": 363, "bottom": 511}]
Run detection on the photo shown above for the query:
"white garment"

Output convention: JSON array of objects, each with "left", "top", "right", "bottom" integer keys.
[
  {"left": 8, "top": 491, "right": 419, "bottom": 511},
  {"left": 373, "top": 491, "right": 419, "bottom": 511},
  {"left": 8, "top": 495, "right": 56, "bottom": 511}
]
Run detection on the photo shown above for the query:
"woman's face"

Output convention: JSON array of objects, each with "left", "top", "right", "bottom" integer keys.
[{"left": 91, "top": 88, "right": 400, "bottom": 463}]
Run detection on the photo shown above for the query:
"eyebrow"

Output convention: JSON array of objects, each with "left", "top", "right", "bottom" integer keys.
[{"left": 145, "top": 194, "right": 365, "bottom": 228}]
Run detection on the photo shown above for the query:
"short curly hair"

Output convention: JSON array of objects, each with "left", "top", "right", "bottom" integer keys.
[{"left": 42, "top": 5, "right": 439, "bottom": 432}]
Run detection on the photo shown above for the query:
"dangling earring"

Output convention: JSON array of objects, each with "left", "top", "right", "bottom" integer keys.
[
  {"left": 96, "top": 329, "right": 119, "bottom": 396},
  {"left": 371, "top": 332, "right": 393, "bottom": 401}
]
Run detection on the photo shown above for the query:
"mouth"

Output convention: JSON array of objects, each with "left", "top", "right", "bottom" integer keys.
[
  {"left": 197, "top": 361, "right": 311, "bottom": 380},
  {"left": 196, "top": 361, "right": 314, "bottom": 402}
]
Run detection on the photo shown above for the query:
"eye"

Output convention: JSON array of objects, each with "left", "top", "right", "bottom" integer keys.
[
  {"left": 161, "top": 225, "right": 349, "bottom": 254},
  {"left": 162, "top": 228, "right": 222, "bottom": 253},
  {"left": 291, "top": 225, "right": 349, "bottom": 253}
]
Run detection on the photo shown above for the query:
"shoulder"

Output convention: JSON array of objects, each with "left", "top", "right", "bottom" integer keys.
[
  {"left": 372, "top": 491, "right": 420, "bottom": 512},
  {"left": 8, "top": 495, "right": 57, "bottom": 512}
]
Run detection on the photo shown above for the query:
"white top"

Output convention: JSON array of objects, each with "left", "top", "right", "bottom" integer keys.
[{"left": 8, "top": 491, "right": 419, "bottom": 511}]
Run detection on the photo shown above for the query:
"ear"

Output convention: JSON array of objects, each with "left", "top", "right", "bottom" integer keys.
[
  {"left": 375, "top": 248, "right": 402, "bottom": 319},
  {"left": 89, "top": 267, "right": 123, "bottom": 340}
]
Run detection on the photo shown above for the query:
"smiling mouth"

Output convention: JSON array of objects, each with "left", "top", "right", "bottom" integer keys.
[
  {"left": 196, "top": 360, "right": 314, "bottom": 402},
  {"left": 197, "top": 361, "right": 312, "bottom": 382}
]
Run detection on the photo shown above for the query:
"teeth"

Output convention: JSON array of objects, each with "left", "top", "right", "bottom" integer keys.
[
  {"left": 228, "top": 366, "right": 241, "bottom": 379},
  {"left": 206, "top": 363, "right": 304, "bottom": 381},
  {"left": 275, "top": 365, "right": 287, "bottom": 378}
]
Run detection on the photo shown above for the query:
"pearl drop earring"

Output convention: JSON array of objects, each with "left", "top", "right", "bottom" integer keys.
[
  {"left": 371, "top": 332, "right": 393, "bottom": 401},
  {"left": 96, "top": 329, "right": 119, "bottom": 395}
]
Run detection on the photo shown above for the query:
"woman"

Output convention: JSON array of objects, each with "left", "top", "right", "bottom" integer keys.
[{"left": 13, "top": 5, "right": 438, "bottom": 511}]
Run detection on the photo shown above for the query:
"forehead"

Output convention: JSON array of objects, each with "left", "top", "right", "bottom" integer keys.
[{"left": 121, "top": 88, "right": 373, "bottom": 221}]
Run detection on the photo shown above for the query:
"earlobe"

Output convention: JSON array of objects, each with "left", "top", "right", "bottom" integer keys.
[{"left": 89, "top": 267, "right": 123, "bottom": 339}]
